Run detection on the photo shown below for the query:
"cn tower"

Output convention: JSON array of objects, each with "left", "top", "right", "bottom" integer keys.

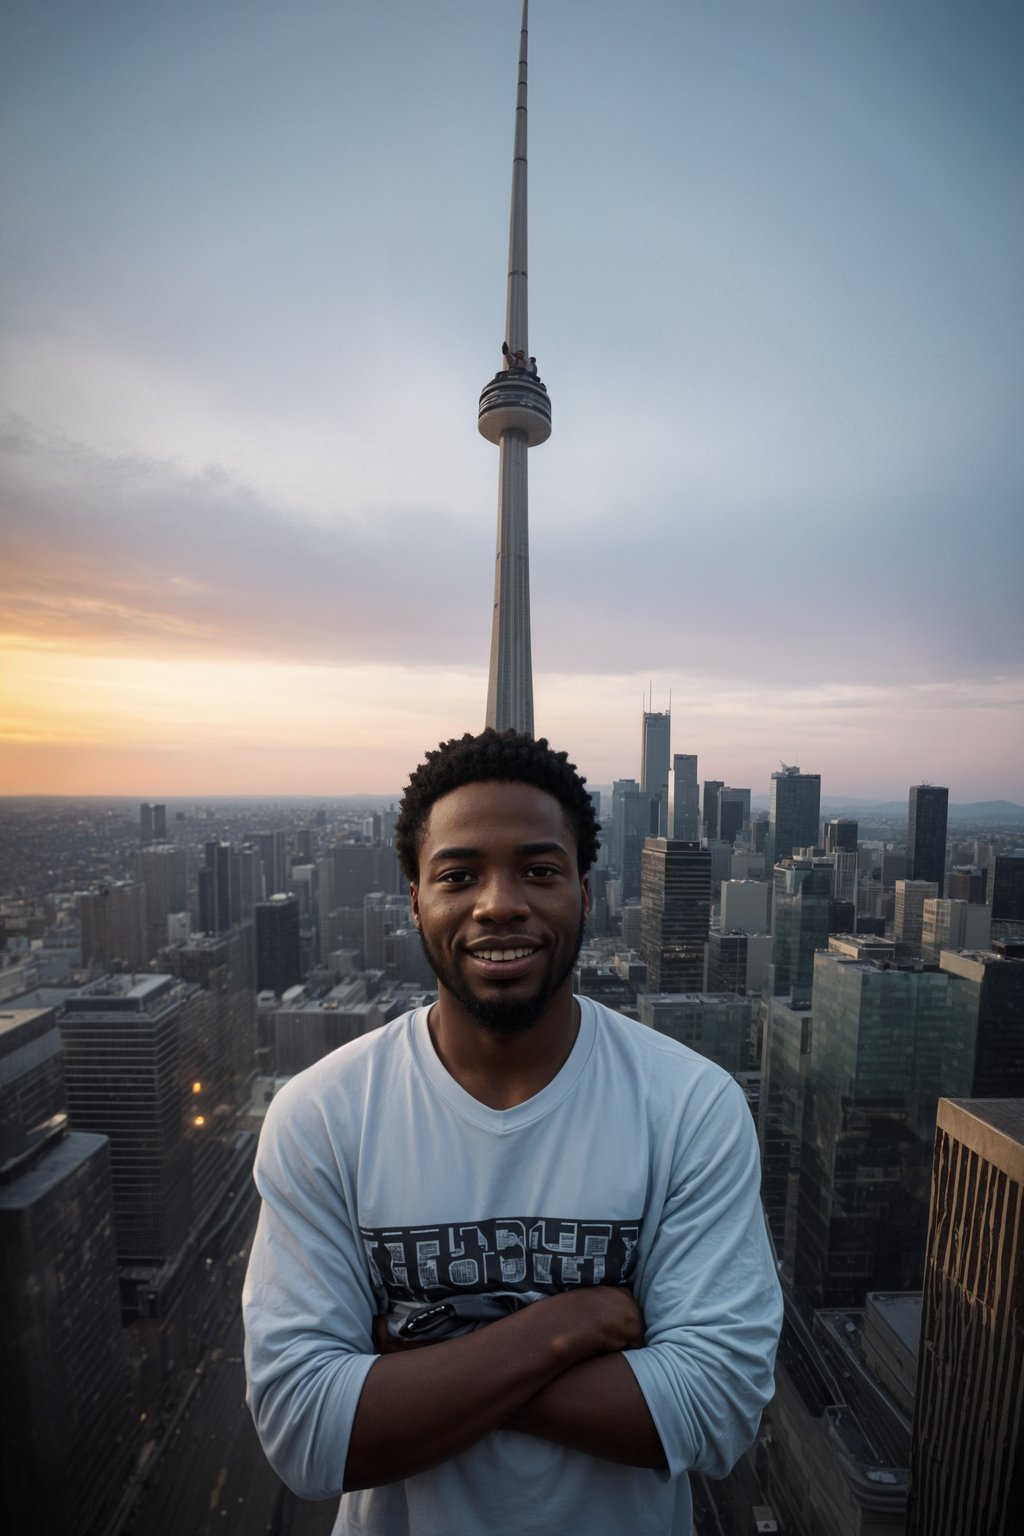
[{"left": 478, "top": 0, "right": 551, "bottom": 737}]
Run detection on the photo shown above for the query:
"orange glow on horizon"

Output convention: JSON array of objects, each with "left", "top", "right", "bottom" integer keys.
[{"left": 1, "top": 639, "right": 1021, "bottom": 800}]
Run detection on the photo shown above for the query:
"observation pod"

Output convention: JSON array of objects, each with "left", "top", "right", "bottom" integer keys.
[{"left": 477, "top": 369, "right": 552, "bottom": 447}]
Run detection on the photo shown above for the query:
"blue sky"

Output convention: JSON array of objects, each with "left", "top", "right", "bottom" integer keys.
[{"left": 1, "top": 0, "right": 1021, "bottom": 798}]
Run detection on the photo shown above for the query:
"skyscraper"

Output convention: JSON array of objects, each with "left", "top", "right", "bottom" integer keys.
[
  {"left": 701, "top": 780, "right": 724, "bottom": 842},
  {"left": 134, "top": 842, "right": 188, "bottom": 961},
  {"left": 940, "top": 941, "right": 1024, "bottom": 1097},
  {"left": 669, "top": 753, "right": 699, "bottom": 840},
  {"left": 78, "top": 880, "right": 147, "bottom": 971},
  {"left": 198, "top": 840, "right": 241, "bottom": 935},
  {"left": 717, "top": 786, "right": 751, "bottom": 846},
  {"left": 257, "top": 829, "right": 288, "bottom": 901},
  {"left": 0, "top": 1122, "right": 130, "bottom": 1536},
  {"left": 893, "top": 878, "right": 939, "bottom": 952},
  {"left": 824, "top": 817, "right": 858, "bottom": 854},
  {"left": 255, "top": 893, "right": 302, "bottom": 995},
  {"left": 480, "top": 0, "right": 550, "bottom": 735},
  {"left": 769, "top": 765, "right": 821, "bottom": 864},
  {"left": 61, "top": 974, "right": 199, "bottom": 1267},
  {"left": 989, "top": 852, "right": 1024, "bottom": 921},
  {"left": 907, "top": 784, "right": 948, "bottom": 895},
  {"left": 920, "top": 897, "right": 990, "bottom": 962},
  {"left": 639, "top": 838, "right": 711, "bottom": 992},
  {"left": 640, "top": 706, "right": 671, "bottom": 836},
  {"left": 793, "top": 953, "right": 974, "bottom": 1308},
  {"left": 908, "top": 1098, "right": 1024, "bottom": 1535},
  {"left": 770, "top": 858, "right": 833, "bottom": 1006},
  {"left": 610, "top": 778, "right": 648, "bottom": 903}
]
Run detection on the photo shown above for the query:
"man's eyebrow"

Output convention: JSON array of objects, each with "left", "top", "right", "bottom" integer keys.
[{"left": 428, "top": 840, "right": 570, "bottom": 863}]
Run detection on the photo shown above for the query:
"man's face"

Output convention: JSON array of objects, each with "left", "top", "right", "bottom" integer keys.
[{"left": 410, "top": 780, "right": 589, "bottom": 1035}]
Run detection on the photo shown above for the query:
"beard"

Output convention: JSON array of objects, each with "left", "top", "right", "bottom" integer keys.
[{"left": 417, "top": 911, "right": 586, "bottom": 1036}]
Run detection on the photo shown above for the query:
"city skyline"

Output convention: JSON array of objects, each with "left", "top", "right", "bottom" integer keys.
[{"left": 2, "top": 0, "right": 1022, "bottom": 798}]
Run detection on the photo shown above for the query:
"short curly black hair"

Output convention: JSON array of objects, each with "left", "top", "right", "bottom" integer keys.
[{"left": 394, "top": 729, "right": 601, "bottom": 882}]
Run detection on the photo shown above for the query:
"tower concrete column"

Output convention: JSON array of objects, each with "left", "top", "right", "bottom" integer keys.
[{"left": 478, "top": 0, "right": 549, "bottom": 736}]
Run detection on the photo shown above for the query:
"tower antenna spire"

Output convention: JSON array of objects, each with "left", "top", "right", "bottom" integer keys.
[
  {"left": 479, "top": 0, "right": 551, "bottom": 736},
  {"left": 505, "top": 0, "right": 530, "bottom": 358}
]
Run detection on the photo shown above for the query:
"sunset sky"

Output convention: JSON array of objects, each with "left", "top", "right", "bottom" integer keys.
[{"left": 2, "top": 0, "right": 1021, "bottom": 802}]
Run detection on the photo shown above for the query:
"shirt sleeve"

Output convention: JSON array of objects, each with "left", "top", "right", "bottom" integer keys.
[
  {"left": 242, "top": 1085, "right": 378, "bottom": 1501},
  {"left": 621, "top": 1071, "right": 783, "bottom": 1481}
]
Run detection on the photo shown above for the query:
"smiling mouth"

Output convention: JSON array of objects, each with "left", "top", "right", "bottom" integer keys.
[{"left": 471, "top": 946, "right": 536, "bottom": 962}]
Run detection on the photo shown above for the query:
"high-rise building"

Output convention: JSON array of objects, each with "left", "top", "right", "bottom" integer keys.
[
  {"left": 255, "top": 894, "right": 301, "bottom": 995},
  {"left": 669, "top": 753, "right": 699, "bottom": 840},
  {"left": 770, "top": 858, "right": 833, "bottom": 1006},
  {"left": 139, "top": 802, "right": 153, "bottom": 841},
  {"left": 989, "top": 853, "right": 1024, "bottom": 921},
  {"left": 160, "top": 925, "right": 256, "bottom": 1107},
  {"left": 770, "top": 766, "right": 821, "bottom": 865},
  {"left": 717, "top": 787, "right": 751, "bottom": 846},
  {"left": 908, "top": 1098, "right": 1024, "bottom": 1535},
  {"left": 702, "top": 780, "right": 724, "bottom": 843},
  {"left": 721, "top": 879, "right": 770, "bottom": 935},
  {"left": 78, "top": 880, "right": 147, "bottom": 971},
  {"left": 824, "top": 818, "right": 858, "bottom": 854},
  {"left": 363, "top": 892, "right": 414, "bottom": 971},
  {"left": 893, "top": 879, "right": 939, "bottom": 952},
  {"left": 134, "top": 843, "right": 188, "bottom": 961},
  {"left": 940, "top": 941, "right": 1024, "bottom": 1097},
  {"left": 479, "top": 1, "right": 551, "bottom": 734},
  {"left": 639, "top": 838, "right": 711, "bottom": 993},
  {"left": 0, "top": 1121, "right": 130, "bottom": 1536},
  {"left": 907, "top": 784, "right": 948, "bottom": 895},
  {"left": 920, "top": 897, "right": 990, "bottom": 962},
  {"left": 238, "top": 843, "right": 263, "bottom": 917},
  {"left": 640, "top": 707, "right": 671, "bottom": 837},
  {"left": 947, "top": 864, "right": 987, "bottom": 904},
  {"left": 638, "top": 992, "right": 749, "bottom": 1074},
  {"left": 793, "top": 954, "right": 974, "bottom": 1308},
  {"left": 0, "top": 1008, "right": 65, "bottom": 1126},
  {"left": 758, "top": 994, "right": 814, "bottom": 1268},
  {"left": 832, "top": 849, "right": 859, "bottom": 907},
  {"left": 152, "top": 802, "right": 167, "bottom": 839},
  {"left": 610, "top": 779, "right": 648, "bottom": 903},
  {"left": 198, "top": 840, "right": 241, "bottom": 935},
  {"left": 257, "top": 829, "right": 289, "bottom": 901},
  {"left": 705, "top": 931, "right": 748, "bottom": 995},
  {"left": 60, "top": 974, "right": 203, "bottom": 1266}
]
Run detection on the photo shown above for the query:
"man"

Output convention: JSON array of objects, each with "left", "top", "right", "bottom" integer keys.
[{"left": 244, "top": 730, "right": 782, "bottom": 1534}]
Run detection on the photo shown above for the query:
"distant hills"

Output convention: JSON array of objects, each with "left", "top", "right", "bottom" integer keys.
[{"left": 820, "top": 799, "right": 1024, "bottom": 824}]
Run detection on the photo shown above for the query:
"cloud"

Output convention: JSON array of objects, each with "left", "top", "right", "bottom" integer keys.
[
  {"left": 4, "top": 410, "right": 1021, "bottom": 699},
  {"left": 0, "top": 417, "right": 494, "bottom": 667}
]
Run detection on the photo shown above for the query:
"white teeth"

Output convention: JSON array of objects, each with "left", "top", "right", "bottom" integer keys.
[{"left": 476, "top": 948, "right": 532, "bottom": 961}]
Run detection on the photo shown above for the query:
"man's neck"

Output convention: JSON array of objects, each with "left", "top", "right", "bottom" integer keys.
[{"left": 426, "top": 988, "right": 581, "bottom": 1110}]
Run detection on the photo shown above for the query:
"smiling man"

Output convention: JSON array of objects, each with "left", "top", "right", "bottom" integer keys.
[{"left": 244, "top": 729, "right": 782, "bottom": 1535}]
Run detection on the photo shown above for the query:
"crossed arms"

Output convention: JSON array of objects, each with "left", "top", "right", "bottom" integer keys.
[
  {"left": 346, "top": 1284, "right": 664, "bottom": 1489},
  {"left": 242, "top": 1068, "right": 782, "bottom": 1502}
]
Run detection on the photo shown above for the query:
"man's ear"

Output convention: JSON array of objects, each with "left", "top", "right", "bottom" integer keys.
[
  {"left": 581, "top": 871, "right": 590, "bottom": 927},
  {"left": 410, "top": 883, "right": 420, "bottom": 927}
]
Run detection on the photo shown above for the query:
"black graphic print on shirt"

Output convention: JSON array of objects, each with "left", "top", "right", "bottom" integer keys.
[{"left": 360, "top": 1215, "right": 641, "bottom": 1302}]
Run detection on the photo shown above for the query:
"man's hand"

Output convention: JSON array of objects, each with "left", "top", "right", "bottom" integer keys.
[
  {"left": 346, "top": 1286, "right": 650, "bottom": 1490},
  {"left": 538, "top": 1284, "right": 645, "bottom": 1364},
  {"left": 372, "top": 1285, "right": 643, "bottom": 1360}
]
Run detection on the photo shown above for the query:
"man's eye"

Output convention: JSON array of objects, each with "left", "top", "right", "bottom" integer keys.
[
  {"left": 524, "top": 864, "right": 559, "bottom": 879},
  {"left": 438, "top": 869, "right": 474, "bottom": 885}
]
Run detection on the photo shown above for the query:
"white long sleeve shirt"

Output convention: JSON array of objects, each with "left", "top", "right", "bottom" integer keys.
[{"left": 243, "top": 998, "right": 782, "bottom": 1535}]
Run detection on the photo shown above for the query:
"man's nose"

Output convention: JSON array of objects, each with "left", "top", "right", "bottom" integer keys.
[{"left": 472, "top": 870, "right": 529, "bottom": 923}]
